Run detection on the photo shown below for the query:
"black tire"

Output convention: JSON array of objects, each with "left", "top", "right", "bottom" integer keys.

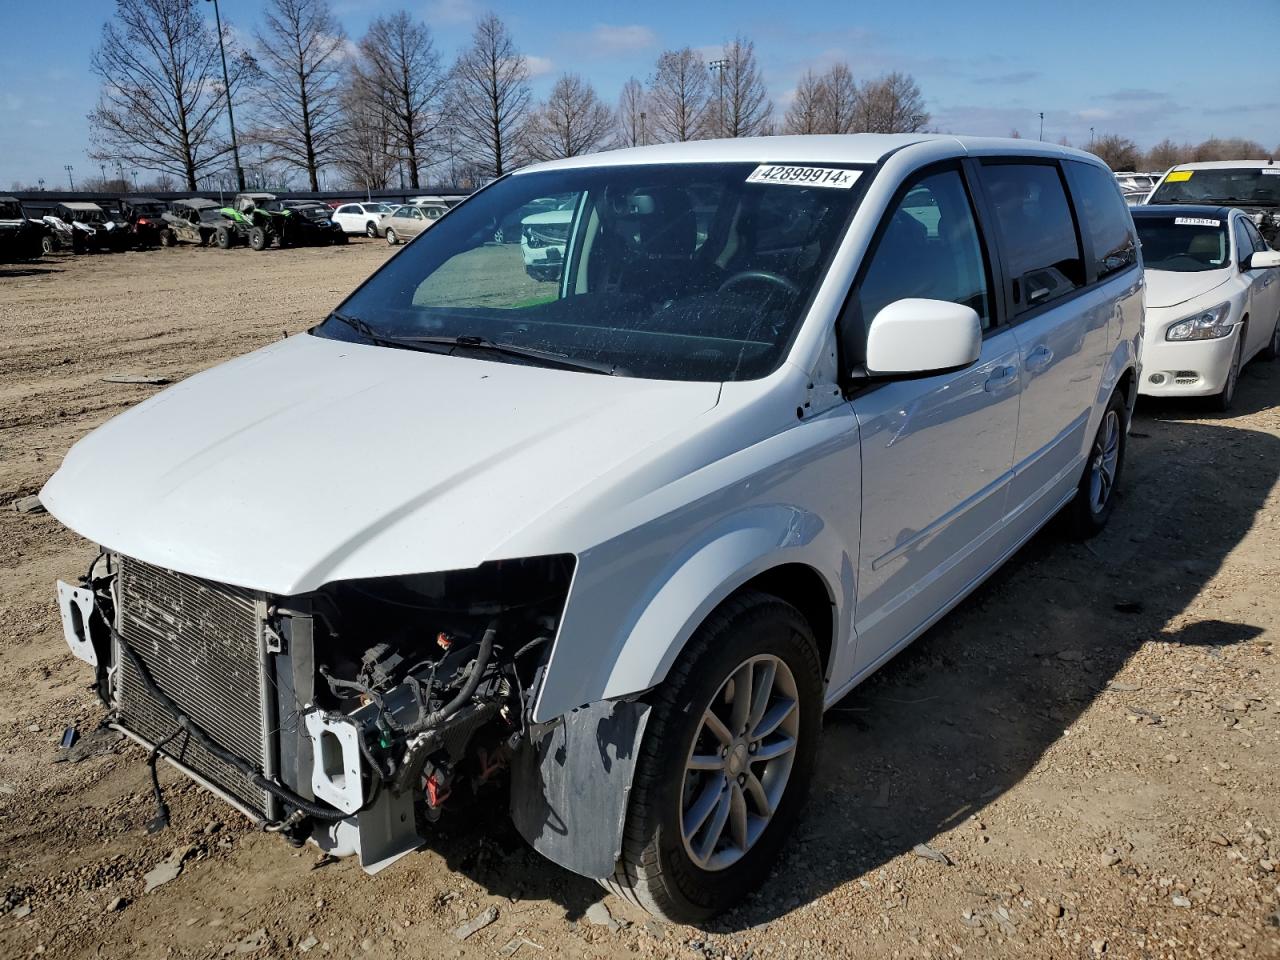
[
  {"left": 365, "top": 221, "right": 378, "bottom": 238},
  {"left": 332, "top": 231, "right": 348, "bottom": 245},
  {"left": 385, "top": 228, "right": 398, "bottom": 246},
  {"left": 249, "top": 226, "right": 267, "bottom": 251},
  {"left": 1259, "top": 313, "right": 1280, "bottom": 361},
  {"left": 1210, "top": 331, "right": 1244, "bottom": 412},
  {"left": 41, "top": 235, "right": 55, "bottom": 255},
  {"left": 215, "top": 226, "right": 232, "bottom": 249},
  {"left": 602, "top": 591, "right": 823, "bottom": 923},
  {"left": 1065, "top": 388, "right": 1128, "bottom": 539}
]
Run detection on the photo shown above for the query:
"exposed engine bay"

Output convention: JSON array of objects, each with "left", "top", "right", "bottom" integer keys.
[{"left": 60, "top": 551, "right": 582, "bottom": 872}]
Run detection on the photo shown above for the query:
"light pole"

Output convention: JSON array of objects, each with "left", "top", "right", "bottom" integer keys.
[
  {"left": 709, "top": 58, "right": 729, "bottom": 137},
  {"left": 1089, "top": 126, "right": 1095, "bottom": 147},
  {"left": 1038, "top": 112, "right": 1044, "bottom": 141},
  {"left": 205, "top": 0, "right": 245, "bottom": 191},
  {"left": 64, "top": 164, "right": 75, "bottom": 190}
]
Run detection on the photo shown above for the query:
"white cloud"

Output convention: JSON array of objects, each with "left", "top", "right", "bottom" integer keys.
[
  {"left": 587, "top": 24, "right": 657, "bottom": 54},
  {"left": 525, "top": 55, "right": 555, "bottom": 78}
]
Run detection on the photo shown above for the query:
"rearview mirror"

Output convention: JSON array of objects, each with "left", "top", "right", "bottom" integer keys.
[
  {"left": 865, "top": 299, "right": 982, "bottom": 376},
  {"left": 1248, "top": 250, "right": 1280, "bottom": 270}
]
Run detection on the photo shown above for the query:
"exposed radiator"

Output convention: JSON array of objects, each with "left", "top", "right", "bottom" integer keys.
[{"left": 114, "top": 557, "right": 274, "bottom": 817}]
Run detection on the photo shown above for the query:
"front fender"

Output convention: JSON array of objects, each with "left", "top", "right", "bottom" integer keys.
[{"left": 532, "top": 501, "right": 854, "bottom": 723}]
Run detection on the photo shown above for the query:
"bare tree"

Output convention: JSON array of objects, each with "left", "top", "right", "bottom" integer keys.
[
  {"left": 448, "top": 13, "right": 532, "bottom": 178},
  {"left": 783, "top": 70, "right": 825, "bottom": 135},
  {"left": 245, "top": 0, "right": 346, "bottom": 191},
  {"left": 817, "top": 62, "right": 859, "bottom": 134},
  {"left": 524, "top": 74, "right": 613, "bottom": 161},
  {"left": 1089, "top": 134, "right": 1141, "bottom": 170},
  {"left": 1144, "top": 138, "right": 1187, "bottom": 170},
  {"left": 334, "top": 73, "right": 397, "bottom": 190},
  {"left": 616, "top": 76, "right": 648, "bottom": 147},
  {"left": 854, "top": 72, "right": 929, "bottom": 133},
  {"left": 88, "top": 0, "right": 250, "bottom": 189},
  {"left": 708, "top": 35, "right": 772, "bottom": 138},
  {"left": 356, "top": 12, "right": 448, "bottom": 189},
  {"left": 648, "top": 48, "right": 710, "bottom": 142}
]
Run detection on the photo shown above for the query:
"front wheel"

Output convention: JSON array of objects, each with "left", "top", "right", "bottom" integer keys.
[
  {"left": 249, "top": 226, "right": 267, "bottom": 251},
  {"left": 1065, "top": 389, "right": 1127, "bottom": 539},
  {"left": 1259, "top": 314, "right": 1280, "bottom": 361},
  {"left": 385, "top": 228, "right": 398, "bottom": 246},
  {"left": 1210, "top": 333, "right": 1244, "bottom": 412},
  {"left": 601, "top": 592, "right": 823, "bottom": 923},
  {"left": 41, "top": 235, "right": 55, "bottom": 255},
  {"left": 215, "top": 227, "right": 232, "bottom": 249}
]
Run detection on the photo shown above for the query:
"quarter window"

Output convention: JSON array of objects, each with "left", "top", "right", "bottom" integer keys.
[
  {"left": 847, "top": 167, "right": 992, "bottom": 367},
  {"left": 978, "top": 162, "right": 1085, "bottom": 314},
  {"left": 1065, "top": 161, "right": 1138, "bottom": 281}
]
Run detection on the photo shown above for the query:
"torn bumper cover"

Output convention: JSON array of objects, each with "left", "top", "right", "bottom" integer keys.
[{"left": 54, "top": 552, "right": 648, "bottom": 880}]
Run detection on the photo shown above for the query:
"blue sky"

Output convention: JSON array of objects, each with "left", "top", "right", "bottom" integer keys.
[{"left": 1, "top": 0, "right": 1277, "bottom": 186}]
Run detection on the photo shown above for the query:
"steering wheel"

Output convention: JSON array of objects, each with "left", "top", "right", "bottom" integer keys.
[{"left": 718, "top": 270, "right": 800, "bottom": 298}]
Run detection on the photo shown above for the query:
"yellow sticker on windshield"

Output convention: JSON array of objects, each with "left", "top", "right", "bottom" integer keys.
[{"left": 1165, "top": 171, "right": 1193, "bottom": 182}]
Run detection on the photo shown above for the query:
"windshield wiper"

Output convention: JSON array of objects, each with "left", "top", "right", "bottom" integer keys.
[
  {"left": 1189, "top": 197, "right": 1278, "bottom": 207},
  {"left": 388, "top": 334, "right": 623, "bottom": 376}
]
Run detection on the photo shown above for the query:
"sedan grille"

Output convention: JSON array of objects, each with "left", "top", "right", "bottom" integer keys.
[{"left": 115, "top": 557, "right": 273, "bottom": 817}]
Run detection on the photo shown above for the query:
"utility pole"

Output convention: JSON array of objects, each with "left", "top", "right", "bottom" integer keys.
[
  {"left": 206, "top": 0, "right": 245, "bottom": 191},
  {"left": 709, "top": 58, "right": 729, "bottom": 137},
  {"left": 64, "top": 165, "right": 75, "bottom": 190},
  {"left": 1038, "top": 112, "right": 1044, "bottom": 141}
]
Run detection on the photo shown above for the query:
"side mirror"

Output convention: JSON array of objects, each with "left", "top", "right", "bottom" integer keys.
[
  {"left": 1248, "top": 250, "right": 1280, "bottom": 270},
  {"left": 865, "top": 299, "right": 982, "bottom": 376}
]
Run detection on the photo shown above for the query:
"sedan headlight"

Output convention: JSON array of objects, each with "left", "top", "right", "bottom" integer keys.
[{"left": 1165, "top": 303, "right": 1234, "bottom": 342}]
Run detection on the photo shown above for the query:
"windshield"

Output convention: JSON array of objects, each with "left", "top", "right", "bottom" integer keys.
[
  {"left": 1133, "top": 215, "right": 1229, "bottom": 272},
  {"left": 367, "top": 203, "right": 391, "bottom": 213},
  {"left": 0, "top": 201, "right": 23, "bottom": 219},
  {"left": 1149, "top": 167, "right": 1280, "bottom": 206},
  {"left": 315, "top": 162, "right": 866, "bottom": 381}
]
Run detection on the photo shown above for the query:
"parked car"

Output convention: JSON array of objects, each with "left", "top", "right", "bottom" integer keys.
[
  {"left": 160, "top": 198, "right": 231, "bottom": 247},
  {"left": 0, "top": 196, "right": 46, "bottom": 262},
  {"left": 382, "top": 203, "right": 445, "bottom": 245},
  {"left": 1147, "top": 160, "right": 1280, "bottom": 244},
  {"left": 332, "top": 202, "right": 395, "bottom": 237},
  {"left": 42, "top": 135, "right": 1140, "bottom": 923},
  {"left": 266, "top": 200, "right": 349, "bottom": 245},
  {"left": 520, "top": 205, "right": 572, "bottom": 281},
  {"left": 1130, "top": 204, "right": 1280, "bottom": 409}
]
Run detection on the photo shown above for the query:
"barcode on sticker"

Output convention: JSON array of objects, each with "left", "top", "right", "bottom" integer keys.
[
  {"left": 1262, "top": 168, "right": 1280, "bottom": 175},
  {"left": 1174, "top": 217, "right": 1221, "bottom": 227},
  {"left": 746, "top": 165, "right": 860, "bottom": 189}
]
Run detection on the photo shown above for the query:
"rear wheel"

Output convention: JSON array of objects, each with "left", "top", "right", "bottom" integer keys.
[
  {"left": 41, "top": 235, "right": 55, "bottom": 255},
  {"left": 249, "top": 226, "right": 267, "bottom": 251},
  {"left": 215, "top": 226, "right": 232, "bottom": 249},
  {"left": 602, "top": 592, "right": 823, "bottom": 923},
  {"left": 365, "top": 221, "right": 378, "bottom": 238},
  {"left": 385, "top": 228, "right": 398, "bottom": 246},
  {"left": 1211, "top": 332, "right": 1244, "bottom": 412},
  {"left": 1065, "top": 389, "right": 1127, "bottom": 539}
]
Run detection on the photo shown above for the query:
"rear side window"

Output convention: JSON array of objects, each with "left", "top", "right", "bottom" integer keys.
[
  {"left": 978, "top": 162, "right": 1085, "bottom": 314},
  {"left": 1065, "top": 161, "right": 1138, "bottom": 280},
  {"left": 845, "top": 167, "right": 992, "bottom": 364}
]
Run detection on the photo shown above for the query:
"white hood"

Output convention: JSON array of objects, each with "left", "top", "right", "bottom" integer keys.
[
  {"left": 1144, "top": 268, "right": 1231, "bottom": 309},
  {"left": 41, "top": 334, "right": 721, "bottom": 594}
]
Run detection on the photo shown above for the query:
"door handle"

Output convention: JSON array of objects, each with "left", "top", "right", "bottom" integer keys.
[
  {"left": 1025, "top": 345, "right": 1054, "bottom": 372},
  {"left": 984, "top": 365, "right": 1018, "bottom": 393}
]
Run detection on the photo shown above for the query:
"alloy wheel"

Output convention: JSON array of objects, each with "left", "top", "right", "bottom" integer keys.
[
  {"left": 680, "top": 654, "right": 799, "bottom": 872},
  {"left": 1088, "top": 409, "right": 1121, "bottom": 514}
]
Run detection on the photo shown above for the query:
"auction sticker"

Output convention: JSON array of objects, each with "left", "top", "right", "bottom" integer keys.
[
  {"left": 1263, "top": 169, "right": 1280, "bottom": 175},
  {"left": 1164, "top": 170, "right": 1193, "bottom": 182},
  {"left": 746, "top": 165, "right": 861, "bottom": 189},
  {"left": 1174, "top": 217, "right": 1221, "bottom": 227}
]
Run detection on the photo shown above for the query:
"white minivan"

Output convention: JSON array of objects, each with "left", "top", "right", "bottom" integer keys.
[{"left": 43, "top": 135, "right": 1141, "bottom": 922}]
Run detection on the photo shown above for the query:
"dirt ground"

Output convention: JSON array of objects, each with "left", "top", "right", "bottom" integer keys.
[{"left": 1, "top": 244, "right": 1279, "bottom": 960}]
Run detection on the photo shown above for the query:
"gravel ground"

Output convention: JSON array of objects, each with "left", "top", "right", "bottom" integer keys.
[{"left": 1, "top": 244, "right": 1279, "bottom": 960}]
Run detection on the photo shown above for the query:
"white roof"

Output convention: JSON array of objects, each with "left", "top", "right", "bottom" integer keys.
[
  {"left": 61, "top": 201, "right": 104, "bottom": 211},
  {"left": 1168, "top": 160, "right": 1278, "bottom": 170},
  {"left": 518, "top": 134, "right": 1102, "bottom": 174}
]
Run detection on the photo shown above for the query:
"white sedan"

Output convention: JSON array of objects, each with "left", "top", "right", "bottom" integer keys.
[
  {"left": 331, "top": 202, "right": 395, "bottom": 237},
  {"left": 1131, "top": 205, "right": 1280, "bottom": 410}
]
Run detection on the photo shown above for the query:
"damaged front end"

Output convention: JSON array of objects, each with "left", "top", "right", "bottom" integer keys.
[{"left": 58, "top": 551, "right": 603, "bottom": 873}]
